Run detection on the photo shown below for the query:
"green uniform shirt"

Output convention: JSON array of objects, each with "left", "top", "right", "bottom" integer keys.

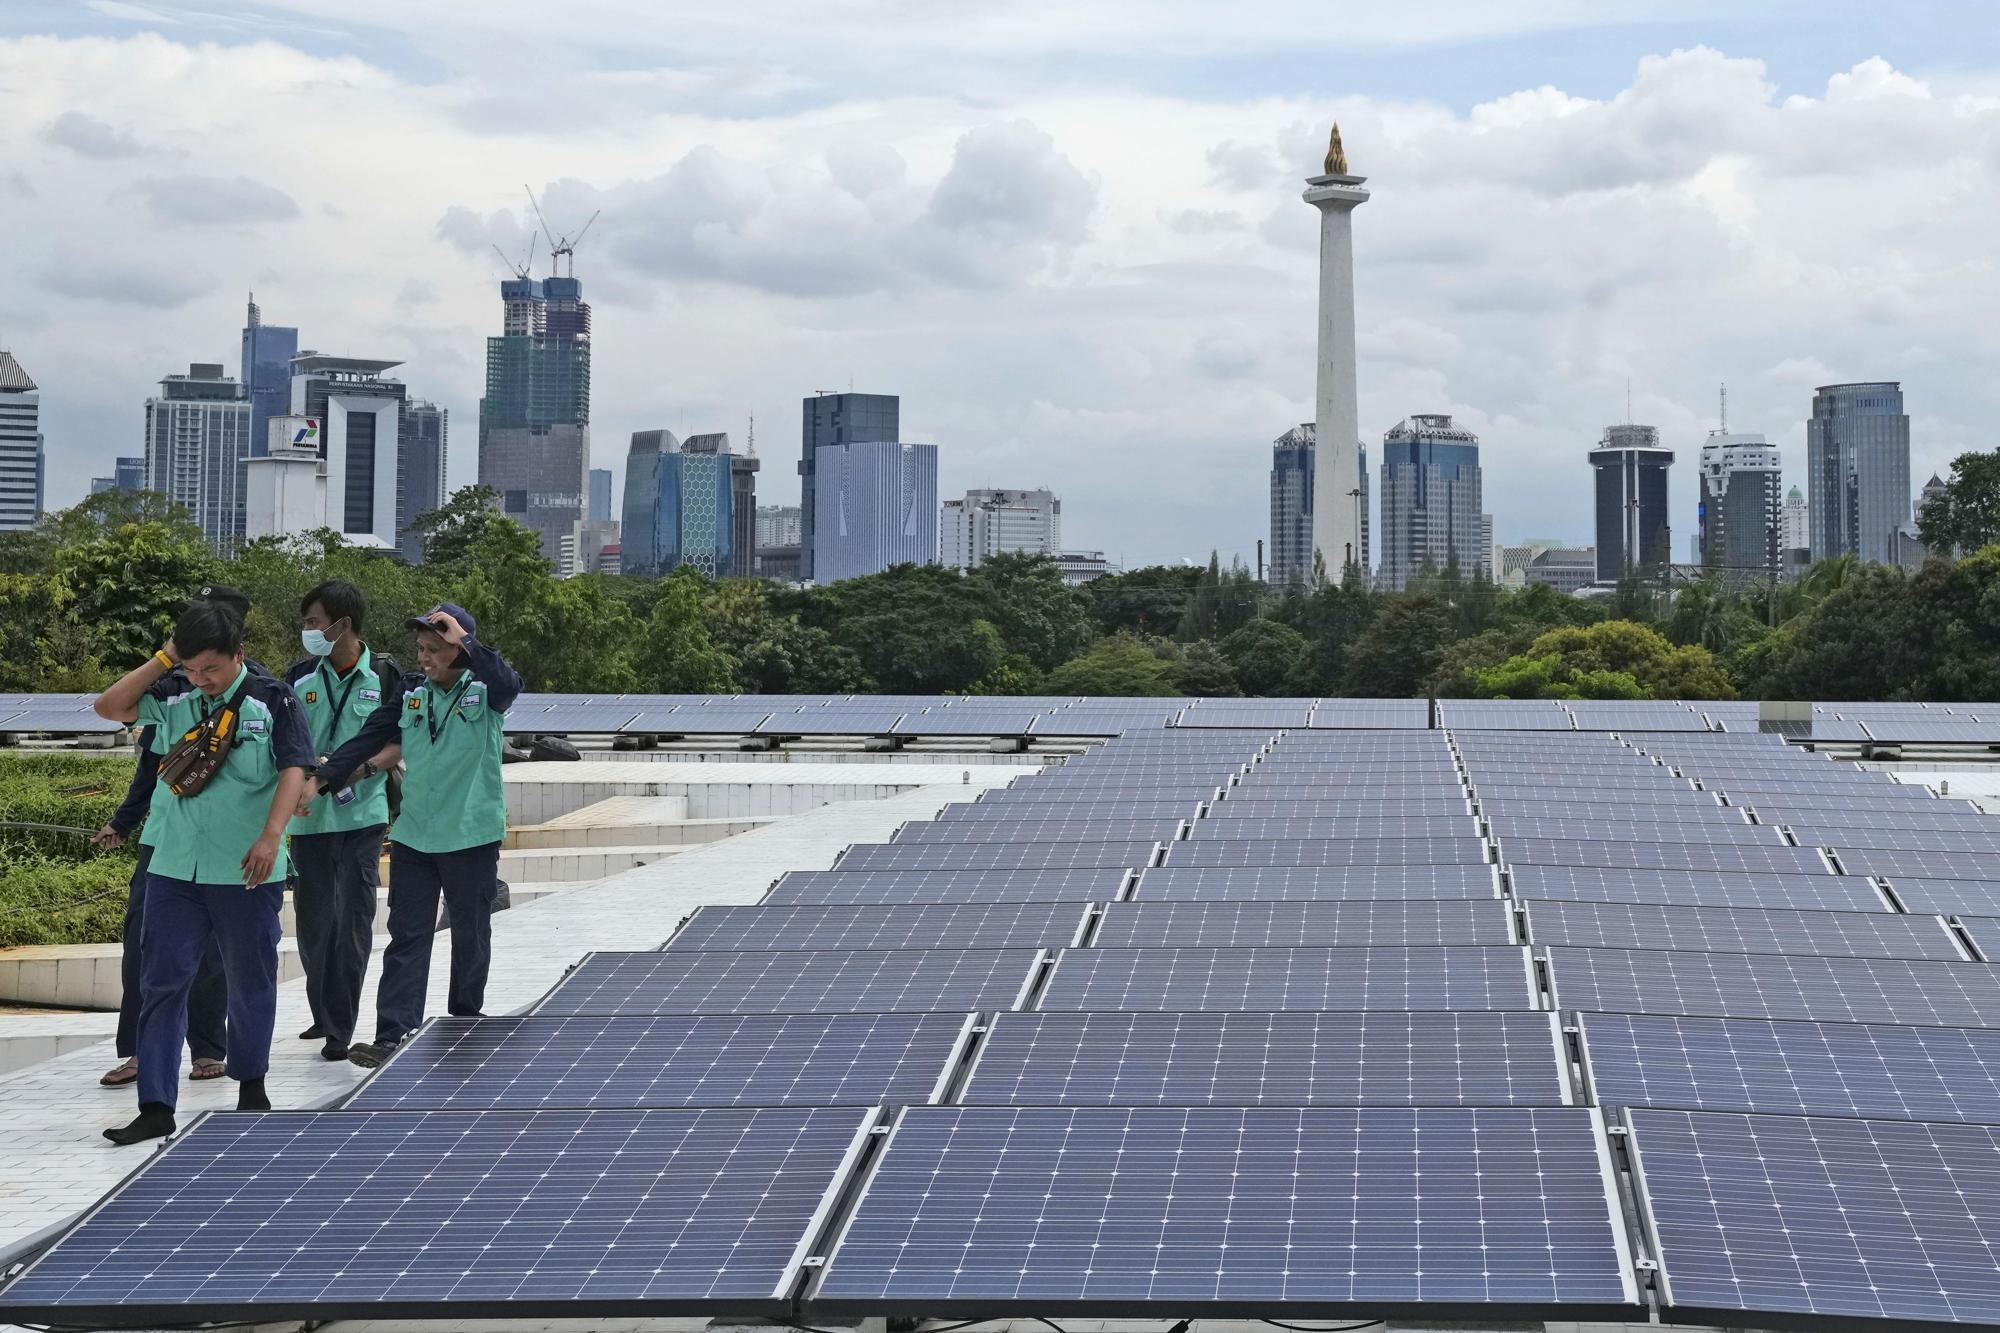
[
  {"left": 287, "top": 647, "right": 393, "bottom": 835},
  {"left": 321, "top": 636, "right": 521, "bottom": 855},
  {"left": 136, "top": 663, "right": 314, "bottom": 883}
]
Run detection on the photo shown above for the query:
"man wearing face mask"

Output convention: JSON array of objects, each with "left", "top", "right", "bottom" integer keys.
[
  {"left": 312, "top": 604, "right": 521, "bottom": 1067},
  {"left": 283, "top": 581, "right": 400, "bottom": 1063}
]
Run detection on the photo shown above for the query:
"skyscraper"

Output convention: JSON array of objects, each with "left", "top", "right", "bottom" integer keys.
[
  {"left": 1377, "top": 414, "right": 1484, "bottom": 591},
  {"left": 398, "top": 400, "right": 448, "bottom": 561},
  {"left": 683, "top": 433, "right": 758, "bottom": 579},
  {"left": 942, "top": 488, "right": 1061, "bottom": 570},
  {"left": 1589, "top": 423, "right": 1674, "bottom": 583},
  {"left": 755, "top": 504, "right": 802, "bottom": 549},
  {"left": 0, "top": 351, "right": 43, "bottom": 531},
  {"left": 588, "top": 467, "right": 613, "bottom": 522},
  {"left": 800, "top": 391, "right": 898, "bottom": 581},
  {"left": 1781, "top": 485, "right": 1809, "bottom": 553},
  {"left": 145, "top": 363, "right": 250, "bottom": 548},
  {"left": 1269, "top": 423, "right": 1314, "bottom": 586},
  {"left": 813, "top": 440, "right": 937, "bottom": 583},
  {"left": 289, "top": 354, "right": 408, "bottom": 549},
  {"left": 90, "top": 459, "right": 147, "bottom": 495},
  {"left": 1697, "top": 431, "right": 1781, "bottom": 577},
  {"left": 1807, "top": 382, "right": 1910, "bottom": 564},
  {"left": 239, "top": 295, "right": 298, "bottom": 461},
  {"left": 479, "top": 273, "right": 590, "bottom": 561},
  {"left": 620, "top": 429, "right": 676, "bottom": 576},
  {"left": 1303, "top": 125, "right": 1369, "bottom": 581}
]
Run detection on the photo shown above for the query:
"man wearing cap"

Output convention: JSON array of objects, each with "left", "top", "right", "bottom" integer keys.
[
  {"left": 91, "top": 584, "right": 270, "bottom": 1091},
  {"left": 312, "top": 604, "right": 521, "bottom": 1067}
]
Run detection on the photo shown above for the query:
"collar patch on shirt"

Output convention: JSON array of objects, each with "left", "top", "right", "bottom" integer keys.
[
  {"left": 408, "top": 696, "right": 424, "bottom": 711},
  {"left": 303, "top": 690, "right": 319, "bottom": 704}
]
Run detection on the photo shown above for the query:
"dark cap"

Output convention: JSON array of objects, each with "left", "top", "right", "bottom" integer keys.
[
  {"left": 406, "top": 602, "right": 477, "bottom": 640},
  {"left": 187, "top": 583, "right": 251, "bottom": 620}
]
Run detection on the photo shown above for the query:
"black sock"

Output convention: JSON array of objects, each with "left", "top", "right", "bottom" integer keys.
[
  {"left": 236, "top": 1077, "right": 271, "bottom": 1112},
  {"left": 104, "top": 1102, "right": 176, "bottom": 1145}
]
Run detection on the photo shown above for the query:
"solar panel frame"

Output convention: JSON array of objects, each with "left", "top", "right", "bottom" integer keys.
[
  {"left": 0, "top": 1107, "right": 875, "bottom": 1326},
  {"left": 1626, "top": 1108, "right": 2000, "bottom": 1329},
  {"left": 810, "top": 1105, "right": 1639, "bottom": 1319},
  {"left": 1036, "top": 945, "right": 1539, "bottom": 1012},
  {"left": 959, "top": 1010, "right": 1569, "bottom": 1106},
  {"left": 1789, "top": 824, "right": 2000, "bottom": 853},
  {"left": 1521, "top": 899, "right": 1962, "bottom": 959},
  {"left": 665, "top": 902, "right": 1093, "bottom": 952},
  {"left": 346, "top": 1013, "right": 973, "bottom": 1110},
  {"left": 1093, "top": 898, "right": 1515, "bottom": 947},
  {"left": 1509, "top": 865, "right": 1889, "bottom": 911},
  {"left": 1133, "top": 864, "right": 1503, "bottom": 901},
  {"left": 762, "top": 869, "right": 1131, "bottom": 906},
  {"left": 1545, "top": 945, "right": 2000, "bottom": 1026},
  {"left": 1500, "top": 839, "right": 1832, "bottom": 876},
  {"left": 1837, "top": 847, "right": 2000, "bottom": 880},
  {"left": 1204, "top": 799, "right": 1475, "bottom": 820},
  {"left": 535, "top": 948, "right": 1047, "bottom": 1016},
  {"left": 892, "top": 817, "right": 1189, "bottom": 845},
  {"left": 1186, "top": 815, "right": 1480, "bottom": 840},
  {"left": 1745, "top": 805, "right": 1989, "bottom": 830},
  {"left": 1163, "top": 837, "right": 1492, "bottom": 868},
  {"left": 834, "top": 840, "right": 1163, "bottom": 872},
  {"left": 1485, "top": 817, "right": 1776, "bottom": 845},
  {"left": 1578, "top": 1012, "right": 2000, "bottom": 1123}
]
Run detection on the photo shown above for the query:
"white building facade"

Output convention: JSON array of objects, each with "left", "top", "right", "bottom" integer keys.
[
  {"left": 0, "top": 351, "right": 43, "bottom": 531},
  {"left": 941, "top": 487, "right": 1060, "bottom": 570},
  {"left": 145, "top": 363, "right": 251, "bottom": 549},
  {"left": 812, "top": 441, "right": 938, "bottom": 583}
]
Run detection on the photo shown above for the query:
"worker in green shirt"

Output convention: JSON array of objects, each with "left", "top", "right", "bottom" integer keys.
[
  {"left": 284, "top": 580, "right": 401, "bottom": 1063},
  {"left": 92, "top": 600, "right": 313, "bottom": 1145},
  {"left": 311, "top": 604, "right": 521, "bottom": 1067}
]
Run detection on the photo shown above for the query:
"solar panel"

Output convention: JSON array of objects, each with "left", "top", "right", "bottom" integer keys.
[
  {"left": 1509, "top": 865, "right": 1888, "bottom": 911},
  {"left": 892, "top": 817, "right": 1187, "bottom": 845},
  {"left": 941, "top": 800, "right": 1200, "bottom": 821},
  {"left": 667, "top": 902, "right": 1090, "bottom": 952},
  {"left": 1133, "top": 865, "right": 1502, "bottom": 901},
  {"left": 1037, "top": 945, "right": 1537, "bottom": 1011},
  {"left": 1176, "top": 704, "right": 1313, "bottom": 727},
  {"left": 834, "top": 841, "right": 1161, "bottom": 872},
  {"left": 1522, "top": 900, "right": 1961, "bottom": 959},
  {"left": 347, "top": 1014, "right": 968, "bottom": 1110},
  {"left": 1204, "top": 801, "right": 1473, "bottom": 822},
  {"left": 1305, "top": 700, "right": 1431, "bottom": 727},
  {"left": 762, "top": 869, "right": 1128, "bottom": 906},
  {"left": 1628, "top": 1109, "right": 2000, "bottom": 1327},
  {"left": 1186, "top": 815, "right": 1479, "bottom": 840},
  {"left": 1718, "top": 788, "right": 1947, "bottom": 811},
  {"left": 1579, "top": 1012, "right": 2000, "bottom": 1122},
  {"left": 1477, "top": 797, "right": 1739, "bottom": 821},
  {"left": 1790, "top": 824, "right": 2000, "bottom": 853},
  {"left": 1746, "top": 804, "right": 1990, "bottom": 830},
  {"left": 1470, "top": 779, "right": 1696, "bottom": 801},
  {"left": 0, "top": 707, "right": 123, "bottom": 733},
  {"left": 1164, "top": 837, "right": 1492, "bottom": 868},
  {"left": 1093, "top": 899, "right": 1515, "bottom": 948},
  {"left": 622, "top": 705, "right": 776, "bottom": 734},
  {"left": 1439, "top": 702, "right": 1578, "bottom": 729},
  {"left": 1955, "top": 916, "right": 2000, "bottom": 961},
  {"left": 1486, "top": 817, "right": 1773, "bottom": 845},
  {"left": 0, "top": 1108, "right": 871, "bottom": 1325},
  {"left": 1500, "top": 839, "right": 1830, "bottom": 876},
  {"left": 960, "top": 1011, "right": 1567, "bottom": 1106},
  {"left": 1837, "top": 847, "right": 2000, "bottom": 880},
  {"left": 1545, "top": 946, "right": 2000, "bottom": 1026},
  {"left": 1858, "top": 718, "right": 2000, "bottom": 743},
  {"left": 536, "top": 949, "right": 1043, "bottom": 1016},
  {"left": 759, "top": 707, "right": 908, "bottom": 736},
  {"left": 812, "top": 1106, "right": 1637, "bottom": 1316},
  {"left": 892, "top": 708, "right": 1045, "bottom": 736},
  {"left": 505, "top": 704, "right": 641, "bottom": 733}
]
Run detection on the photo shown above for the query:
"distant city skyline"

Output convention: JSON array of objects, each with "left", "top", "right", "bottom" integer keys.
[{"left": 5, "top": 8, "right": 1998, "bottom": 566}]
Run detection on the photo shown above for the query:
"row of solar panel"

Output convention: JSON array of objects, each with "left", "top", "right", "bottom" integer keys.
[
  {"left": 11, "top": 1100, "right": 1995, "bottom": 1331},
  {"left": 516, "top": 943, "right": 2000, "bottom": 1028}
]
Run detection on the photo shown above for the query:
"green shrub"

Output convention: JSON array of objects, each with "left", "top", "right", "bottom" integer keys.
[
  {"left": 0, "top": 855, "right": 132, "bottom": 947},
  {"left": 0, "top": 753, "right": 136, "bottom": 860}
]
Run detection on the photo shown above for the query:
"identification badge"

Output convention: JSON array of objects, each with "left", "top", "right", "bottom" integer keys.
[
  {"left": 360, "top": 688, "right": 380, "bottom": 702},
  {"left": 243, "top": 717, "right": 267, "bottom": 733},
  {"left": 407, "top": 696, "right": 423, "bottom": 711}
]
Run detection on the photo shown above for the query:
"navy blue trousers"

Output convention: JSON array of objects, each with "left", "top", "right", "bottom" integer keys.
[
  {"left": 373, "top": 842, "right": 499, "bottom": 1045},
  {"left": 116, "top": 845, "right": 225, "bottom": 1062},
  {"left": 290, "top": 825, "right": 385, "bottom": 1045},
  {"left": 136, "top": 875, "right": 283, "bottom": 1110}
]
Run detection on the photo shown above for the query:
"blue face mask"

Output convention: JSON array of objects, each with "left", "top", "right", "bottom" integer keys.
[{"left": 301, "top": 628, "right": 338, "bottom": 657}]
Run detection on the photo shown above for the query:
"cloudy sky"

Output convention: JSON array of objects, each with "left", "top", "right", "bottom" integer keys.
[{"left": 5, "top": 1, "right": 1999, "bottom": 567}]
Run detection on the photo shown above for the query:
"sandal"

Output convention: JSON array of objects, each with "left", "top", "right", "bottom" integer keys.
[
  {"left": 100, "top": 1057, "right": 138, "bottom": 1087},
  {"left": 188, "top": 1058, "right": 227, "bottom": 1081}
]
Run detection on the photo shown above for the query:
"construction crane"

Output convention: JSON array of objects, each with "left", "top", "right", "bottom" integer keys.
[
  {"left": 524, "top": 184, "right": 600, "bottom": 278},
  {"left": 491, "top": 232, "right": 537, "bottom": 280}
]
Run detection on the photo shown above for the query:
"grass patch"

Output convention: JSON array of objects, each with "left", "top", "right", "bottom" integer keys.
[{"left": 0, "top": 753, "right": 138, "bottom": 947}]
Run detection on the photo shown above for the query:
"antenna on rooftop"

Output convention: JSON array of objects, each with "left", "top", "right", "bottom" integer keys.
[
  {"left": 1625, "top": 378, "right": 1633, "bottom": 425},
  {"left": 524, "top": 184, "right": 599, "bottom": 278},
  {"left": 747, "top": 414, "right": 756, "bottom": 455},
  {"left": 1719, "top": 382, "right": 1728, "bottom": 432}
]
